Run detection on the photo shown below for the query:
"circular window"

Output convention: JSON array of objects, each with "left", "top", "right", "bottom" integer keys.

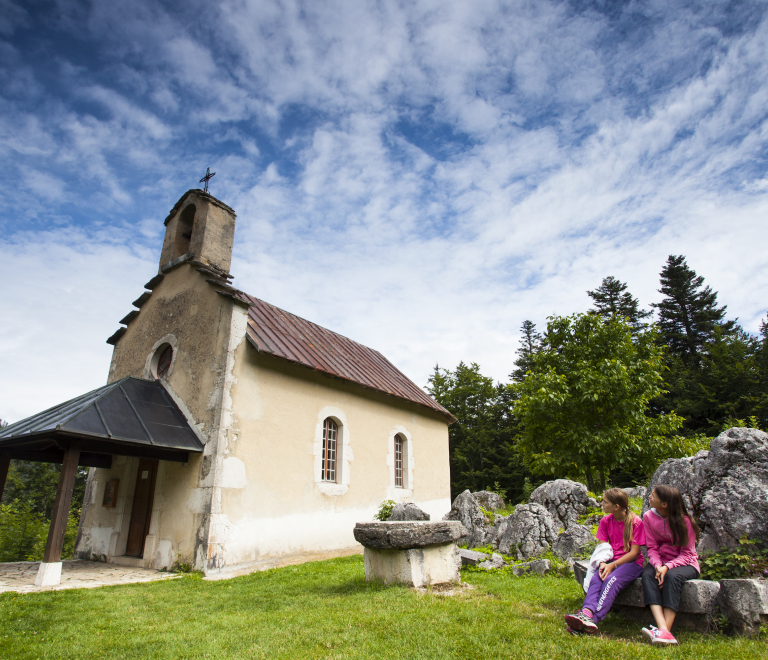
[{"left": 153, "top": 344, "right": 174, "bottom": 378}]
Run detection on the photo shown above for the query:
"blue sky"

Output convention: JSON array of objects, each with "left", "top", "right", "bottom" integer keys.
[{"left": 2, "top": 0, "right": 768, "bottom": 421}]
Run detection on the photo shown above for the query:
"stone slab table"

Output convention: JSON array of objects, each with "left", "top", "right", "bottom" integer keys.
[{"left": 353, "top": 521, "right": 467, "bottom": 587}]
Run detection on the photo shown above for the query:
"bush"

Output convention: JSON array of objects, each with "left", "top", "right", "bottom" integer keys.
[
  {"left": 0, "top": 500, "right": 81, "bottom": 562},
  {"left": 699, "top": 537, "right": 768, "bottom": 581},
  {"left": 373, "top": 500, "right": 396, "bottom": 521}
]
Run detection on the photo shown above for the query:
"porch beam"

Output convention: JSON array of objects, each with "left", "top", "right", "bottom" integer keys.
[{"left": 35, "top": 441, "right": 81, "bottom": 587}]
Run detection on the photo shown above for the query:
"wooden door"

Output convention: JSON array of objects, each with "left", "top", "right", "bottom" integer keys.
[{"left": 125, "top": 458, "right": 158, "bottom": 557}]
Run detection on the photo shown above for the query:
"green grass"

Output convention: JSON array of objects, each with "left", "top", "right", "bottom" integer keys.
[{"left": 0, "top": 555, "right": 764, "bottom": 659}]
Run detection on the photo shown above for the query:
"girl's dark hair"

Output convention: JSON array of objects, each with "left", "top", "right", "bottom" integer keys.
[
  {"left": 653, "top": 484, "right": 701, "bottom": 546},
  {"left": 603, "top": 488, "right": 635, "bottom": 552}
]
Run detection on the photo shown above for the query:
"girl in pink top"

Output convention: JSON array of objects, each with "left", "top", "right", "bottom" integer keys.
[
  {"left": 641, "top": 484, "right": 701, "bottom": 646},
  {"left": 564, "top": 488, "right": 645, "bottom": 635}
]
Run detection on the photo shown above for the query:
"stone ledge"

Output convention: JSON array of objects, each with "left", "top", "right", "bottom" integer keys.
[{"left": 354, "top": 521, "right": 466, "bottom": 550}]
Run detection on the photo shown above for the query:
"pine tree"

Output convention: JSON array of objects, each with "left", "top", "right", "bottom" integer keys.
[
  {"left": 587, "top": 276, "right": 652, "bottom": 331},
  {"left": 652, "top": 255, "right": 734, "bottom": 363},
  {"left": 511, "top": 320, "right": 543, "bottom": 382}
]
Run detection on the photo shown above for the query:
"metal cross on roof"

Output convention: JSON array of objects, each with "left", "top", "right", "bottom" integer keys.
[{"left": 199, "top": 167, "right": 216, "bottom": 193}]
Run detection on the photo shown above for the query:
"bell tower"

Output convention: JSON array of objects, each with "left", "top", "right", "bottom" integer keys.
[{"left": 158, "top": 190, "right": 237, "bottom": 273}]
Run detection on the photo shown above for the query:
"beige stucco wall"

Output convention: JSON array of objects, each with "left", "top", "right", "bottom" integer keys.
[{"left": 208, "top": 348, "right": 452, "bottom": 575}]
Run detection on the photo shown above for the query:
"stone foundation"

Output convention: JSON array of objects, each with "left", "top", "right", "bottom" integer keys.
[{"left": 363, "top": 544, "right": 460, "bottom": 587}]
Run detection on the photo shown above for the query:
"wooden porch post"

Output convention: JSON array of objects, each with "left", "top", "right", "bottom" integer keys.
[
  {"left": 35, "top": 441, "right": 81, "bottom": 587},
  {"left": 0, "top": 451, "right": 10, "bottom": 502}
]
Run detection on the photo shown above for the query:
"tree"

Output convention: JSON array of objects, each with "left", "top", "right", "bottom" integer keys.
[
  {"left": 652, "top": 255, "right": 734, "bottom": 363},
  {"left": 587, "top": 276, "right": 652, "bottom": 331},
  {"left": 426, "top": 362, "right": 530, "bottom": 502},
  {"left": 510, "top": 320, "right": 544, "bottom": 382},
  {"left": 512, "top": 313, "right": 691, "bottom": 492}
]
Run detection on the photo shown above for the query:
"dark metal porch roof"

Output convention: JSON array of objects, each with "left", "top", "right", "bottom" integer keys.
[{"left": 0, "top": 377, "right": 204, "bottom": 464}]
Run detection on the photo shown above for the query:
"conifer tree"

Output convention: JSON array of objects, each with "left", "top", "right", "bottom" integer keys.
[
  {"left": 652, "top": 255, "right": 734, "bottom": 363},
  {"left": 511, "top": 320, "right": 543, "bottom": 382},
  {"left": 587, "top": 276, "right": 652, "bottom": 331}
]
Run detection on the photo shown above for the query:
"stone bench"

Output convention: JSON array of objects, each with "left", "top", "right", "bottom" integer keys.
[
  {"left": 718, "top": 579, "right": 768, "bottom": 636},
  {"left": 573, "top": 560, "right": 719, "bottom": 632},
  {"left": 353, "top": 521, "right": 466, "bottom": 587}
]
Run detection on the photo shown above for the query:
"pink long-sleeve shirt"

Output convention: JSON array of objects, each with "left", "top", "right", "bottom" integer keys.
[{"left": 642, "top": 509, "right": 700, "bottom": 573}]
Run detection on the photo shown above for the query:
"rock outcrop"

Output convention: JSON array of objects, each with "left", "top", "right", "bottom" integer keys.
[
  {"left": 529, "top": 479, "right": 590, "bottom": 529},
  {"left": 496, "top": 503, "right": 558, "bottom": 560},
  {"left": 472, "top": 490, "right": 504, "bottom": 511},
  {"left": 387, "top": 502, "right": 430, "bottom": 521},
  {"left": 646, "top": 427, "right": 768, "bottom": 552},
  {"left": 443, "top": 490, "right": 495, "bottom": 548},
  {"left": 553, "top": 524, "right": 595, "bottom": 560}
]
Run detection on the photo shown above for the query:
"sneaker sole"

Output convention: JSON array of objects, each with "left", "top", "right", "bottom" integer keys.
[
  {"left": 564, "top": 615, "right": 585, "bottom": 632},
  {"left": 652, "top": 638, "right": 678, "bottom": 645},
  {"left": 641, "top": 628, "right": 655, "bottom": 642}
]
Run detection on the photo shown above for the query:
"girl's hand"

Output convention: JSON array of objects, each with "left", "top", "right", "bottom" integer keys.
[
  {"left": 599, "top": 562, "right": 615, "bottom": 580},
  {"left": 656, "top": 565, "right": 668, "bottom": 587}
]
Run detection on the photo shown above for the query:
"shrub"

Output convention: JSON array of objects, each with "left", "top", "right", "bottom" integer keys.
[
  {"left": 373, "top": 500, "right": 396, "bottom": 521},
  {"left": 699, "top": 537, "right": 768, "bottom": 581}
]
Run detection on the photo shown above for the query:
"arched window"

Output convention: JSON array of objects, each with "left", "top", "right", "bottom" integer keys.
[
  {"left": 322, "top": 418, "right": 338, "bottom": 482},
  {"left": 151, "top": 343, "right": 174, "bottom": 379},
  {"left": 395, "top": 433, "right": 406, "bottom": 488}
]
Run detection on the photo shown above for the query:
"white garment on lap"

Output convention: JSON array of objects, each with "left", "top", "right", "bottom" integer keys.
[{"left": 583, "top": 542, "right": 614, "bottom": 591}]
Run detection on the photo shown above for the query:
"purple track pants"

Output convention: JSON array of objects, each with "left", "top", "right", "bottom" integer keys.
[{"left": 582, "top": 561, "right": 643, "bottom": 623}]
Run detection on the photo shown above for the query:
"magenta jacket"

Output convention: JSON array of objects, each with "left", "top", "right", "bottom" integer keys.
[{"left": 642, "top": 509, "right": 700, "bottom": 573}]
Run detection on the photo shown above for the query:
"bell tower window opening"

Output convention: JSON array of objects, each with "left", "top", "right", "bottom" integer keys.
[
  {"left": 174, "top": 204, "right": 196, "bottom": 259},
  {"left": 322, "top": 418, "right": 338, "bottom": 482}
]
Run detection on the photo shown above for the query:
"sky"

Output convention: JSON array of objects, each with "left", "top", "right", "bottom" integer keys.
[{"left": 1, "top": 0, "right": 767, "bottom": 423}]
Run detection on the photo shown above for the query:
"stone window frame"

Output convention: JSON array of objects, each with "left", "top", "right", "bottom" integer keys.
[
  {"left": 313, "top": 406, "right": 352, "bottom": 496},
  {"left": 387, "top": 426, "right": 413, "bottom": 499},
  {"left": 144, "top": 334, "right": 179, "bottom": 380}
]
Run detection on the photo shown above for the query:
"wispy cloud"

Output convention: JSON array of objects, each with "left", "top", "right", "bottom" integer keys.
[{"left": 1, "top": 0, "right": 767, "bottom": 421}]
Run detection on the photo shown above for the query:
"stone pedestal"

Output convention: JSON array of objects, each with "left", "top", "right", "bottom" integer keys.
[
  {"left": 354, "top": 521, "right": 466, "bottom": 587},
  {"left": 34, "top": 561, "right": 62, "bottom": 587}
]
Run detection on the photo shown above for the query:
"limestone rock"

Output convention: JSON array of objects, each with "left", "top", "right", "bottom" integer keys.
[
  {"left": 529, "top": 479, "right": 590, "bottom": 529},
  {"left": 496, "top": 503, "right": 558, "bottom": 560},
  {"left": 646, "top": 428, "right": 768, "bottom": 551},
  {"left": 472, "top": 490, "right": 504, "bottom": 511},
  {"left": 387, "top": 502, "right": 430, "bottom": 521},
  {"left": 587, "top": 497, "right": 599, "bottom": 508},
  {"left": 622, "top": 486, "right": 646, "bottom": 499},
  {"left": 512, "top": 559, "right": 551, "bottom": 576},
  {"left": 442, "top": 489, "right": 490, "bottom": 548},
  {"left": 553, "top": 524, "right": 596, "bottom": 560},
  {"left": 354, "top": 521, "right": 466, "bottom": 550},
  {"left": 459, "top": 548, "right": 488, "bottom": 567},
  {"left": 717, "top": 579, "right": 768, "bottom": 636},
  {"left": 479, "top": 553, "right": 506, "bottom": 570}
]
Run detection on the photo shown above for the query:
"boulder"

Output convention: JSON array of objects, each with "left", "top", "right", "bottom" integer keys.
[
  {"left": 587, "top": 497, "right": 600, "bottom": 508},
  {"left": 622, "top": 486, "right": 646, "bottom": 499},
  {"left": 529, "top": 479, "right": 590, "bottom": 529},
  {"left": 496, "top": 503, "right": 558, "bottom": 560},
  {"left": 512, "top": 559, "right": 551, "bottom": 576},
  {"left": 388, "top": 502, "right": 430, "bottom": 521},
  {"left": 354, "top": 521, "right": 466, "bottom": 550},
  {"left": 717, "top": 579, "right": 768, "bottom": 636},
  {"left": 458, "top": 548, "right": 488, "bottom": 567},
  {"left": 443, "top": 490, "right": 493, "bottom": 548},
  {"left": 553, "top": 524, "right": 595, "bottom": 560},
  {"left": 646, "top": 428, "right": 768, "bottom": 552},
  {"left": 479, "top": 553, "right": 506, "bottom": 570},
  {"left": 472, "top": 490, "right": 505, "bottom": 511}
]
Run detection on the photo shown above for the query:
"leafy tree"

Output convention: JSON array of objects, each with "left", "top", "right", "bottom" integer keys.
[
  {"left": 587, "top": 276, "right": 652, "bottom": 331},
  {"left": 512, "top": 313, "right": 694, "bottom": 492},
  {"left": 426, "top": 362, "right": 530, "bottom": 502},
  {"left": 652, "top": 255, "right": 734, "bottom": 363},
  {"left": 510, "top": 320, "right": 544, "bottom": 382}
]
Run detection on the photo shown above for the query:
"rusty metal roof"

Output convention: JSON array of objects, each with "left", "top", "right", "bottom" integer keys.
[{"left": 240, "top": 293, "right": 454, "bottom": 422}]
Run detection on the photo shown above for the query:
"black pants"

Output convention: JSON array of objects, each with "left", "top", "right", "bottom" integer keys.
[{"left": 641, "top": 563, "right": 699, "bottom": 612}]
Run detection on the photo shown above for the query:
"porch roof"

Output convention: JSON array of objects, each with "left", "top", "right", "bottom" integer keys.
[{"left": 0, "top": 377, "right": 203, "bottom": 465}]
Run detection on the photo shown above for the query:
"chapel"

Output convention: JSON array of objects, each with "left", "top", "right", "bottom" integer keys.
[{"left": 0, "top": 189, "right": 454, "bottom": 583}]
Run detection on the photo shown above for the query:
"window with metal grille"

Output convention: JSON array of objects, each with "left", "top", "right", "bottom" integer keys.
[
  {"left": 395, "top": 434, "right": 404, "bottom": 487},
  {"left": 322, "top": 418, "right": 338, "bottom": 482}
]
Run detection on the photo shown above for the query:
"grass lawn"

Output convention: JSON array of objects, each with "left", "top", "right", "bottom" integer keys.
[{"left": 1, "top": 555, "right": 764, "bottom": 659}]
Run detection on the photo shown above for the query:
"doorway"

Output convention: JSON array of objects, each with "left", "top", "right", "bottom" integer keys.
[{"left": 125, "top": 458, "right": 158, "bottom": 557}]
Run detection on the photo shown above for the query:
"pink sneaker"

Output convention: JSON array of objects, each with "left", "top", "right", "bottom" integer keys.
[{"left": 652, "top": 629, "right": 678, "bottom": 645}]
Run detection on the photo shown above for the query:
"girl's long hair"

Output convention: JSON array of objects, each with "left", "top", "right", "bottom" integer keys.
[
  {"left": 603, "top": 488, "right": 635, "bottom": 552},
  {"left": 653, "top": 484, "right": 701, "bottom": 547}
]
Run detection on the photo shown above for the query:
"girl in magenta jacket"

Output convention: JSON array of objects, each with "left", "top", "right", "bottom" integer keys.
[{"left": 641, "top": 484, "right": 701, "bottom": 645}]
